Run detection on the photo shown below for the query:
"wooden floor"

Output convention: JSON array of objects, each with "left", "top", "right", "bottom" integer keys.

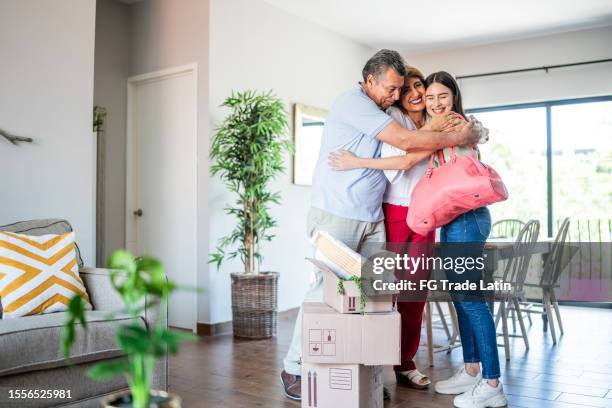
[{"left": 169, "top": 305, "right": 612, "bottom": 407}]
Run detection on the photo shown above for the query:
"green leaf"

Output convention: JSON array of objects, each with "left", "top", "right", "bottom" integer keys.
[
  {"left": 61, "top": 295, "right": 87, "bottom": 360},
  {"left": 150, "top": 328, "right": 198, "bottom": 357},
  {"left": 117, "top": 324, "right": 150, "bottom": 354},
  {"left": 158, "top": 330, "right": 198, "bottom": 354},
  {"left": 337, "top": 279, "right": 345, "bottom": 295},
  {"left": 69, "top": 294, "right": 87, "bottom": 327},
  {"left": 107, "top": 250, "right": 137, "bottom": 275},
  {"left": 87, "top": 359, "right": 130, "bottom": 381},
  {"left": 137, "top": 256, "right": 170, "bottom": 297}
]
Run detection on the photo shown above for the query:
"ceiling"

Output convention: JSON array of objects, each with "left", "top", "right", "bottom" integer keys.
[{"left": 262, "top": 0, "right": 612, "bottom": 54}]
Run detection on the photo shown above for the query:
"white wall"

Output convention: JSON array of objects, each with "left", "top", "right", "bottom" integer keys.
[
  {"left": 207, "top": 0, "right": 375, "bottom": 323},
  {"left": 92, "top": 0, "right": 374, "bottom": 325},
  {"left": 94, "top": 0, "right": 130, "bottom": 266},
  {"left": 0, "top": 0, "right": 96, "bottom": 264},
  {"left": 404, "top": 26, "right": 612, "bottom": 109},
  {"left": 128, "top": 0, "right": 212, "bottom": 324}
]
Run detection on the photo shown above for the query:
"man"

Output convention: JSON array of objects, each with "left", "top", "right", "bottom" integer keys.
[{"left": 280, "top": 49, "right": 479, "bottom": 401}]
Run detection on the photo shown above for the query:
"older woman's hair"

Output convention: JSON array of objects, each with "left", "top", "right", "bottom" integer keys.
[{"left": 404, "top": 64, "right": 425, "bottom": 82}]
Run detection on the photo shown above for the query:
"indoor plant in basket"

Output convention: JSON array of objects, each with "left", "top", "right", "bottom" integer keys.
[
  {"left": 62, "top": 250, "right": 197, "bottom": 408},
  {"left": 210, "top": 90, "right": 292, "bottom": 339}
]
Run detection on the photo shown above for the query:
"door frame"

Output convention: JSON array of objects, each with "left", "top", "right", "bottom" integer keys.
[{"left": 125, "top": 63, "right": 198, "bottom": 331}]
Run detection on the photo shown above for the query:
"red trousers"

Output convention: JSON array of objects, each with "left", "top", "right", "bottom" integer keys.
[{"left": 383, "top": 202, "right": 435, "bottom": 372}]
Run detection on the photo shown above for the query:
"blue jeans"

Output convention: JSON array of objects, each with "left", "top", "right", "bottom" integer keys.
[{"left": 441, "top": 207, "right": 500, "bottom": 379}]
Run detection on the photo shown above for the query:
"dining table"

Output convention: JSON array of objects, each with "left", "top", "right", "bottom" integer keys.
[{"left": 432, "top": 237, "right": 557, "bottom": 322}]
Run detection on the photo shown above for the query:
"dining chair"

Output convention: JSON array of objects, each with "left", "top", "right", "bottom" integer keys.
[
  {"left": 520, "top": 218, "right": 570, "bottom": 345},
  {"left": 494, "top": 219, "right": 540, "bottom": 359},
  {"left": 491, "top": 219, "right": 525, "bottom": 239}
]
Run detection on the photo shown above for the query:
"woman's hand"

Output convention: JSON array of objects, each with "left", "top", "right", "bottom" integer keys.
[
  {"left": 328, "top": 150, "right": 360, "bottom": 170},
  {"left": 427, "top": 112, "right": 455, "bottom": 131},
  {"left": 442, "top": 112, "right": 468, "bottom": 133}
]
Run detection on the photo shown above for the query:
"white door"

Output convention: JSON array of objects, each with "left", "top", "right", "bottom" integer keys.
[{"left": 126, "top": 65, "right": 197, "bottom": 331}]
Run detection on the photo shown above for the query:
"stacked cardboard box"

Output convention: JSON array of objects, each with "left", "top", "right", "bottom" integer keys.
[
  {"left": 301, "top": 259, "right": 401, "bottom": 408},
  {"left": 302, "top": 363, "right": 383, "bottom": 408}
]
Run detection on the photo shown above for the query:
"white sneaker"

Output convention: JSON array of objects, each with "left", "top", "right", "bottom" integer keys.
[
  {"left": 435, "top": 367, "right": 481, "bottom": 395},
  {"left": 453, "top": 379, "right": 507, "bottom": 408}
]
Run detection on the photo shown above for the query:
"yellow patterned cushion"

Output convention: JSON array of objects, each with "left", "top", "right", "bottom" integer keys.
[{"left": 0, "top": 231, "right": 91, "bottom": 318}]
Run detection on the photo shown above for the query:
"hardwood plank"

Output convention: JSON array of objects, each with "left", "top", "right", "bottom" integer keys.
[
  {"left": 580, "top": 372, "right": 612, "bottom": 383},
  {"left": 500, "top": 365, "right": 570, "bottom": 380},
  {"left": 503, "top": 376, "right": 609, "bottom": 398},
  {"left": 507, "top": 395, "right": 600, "bottom": 408},
  {"left": 504, "top": 384, "right": 561, "bottom": 400},
  {"left": 557, "top": 393, "right": 612, "bottom": 408},
  {"left": 534, "top": 373, "right": 612, "bottom": 389}
]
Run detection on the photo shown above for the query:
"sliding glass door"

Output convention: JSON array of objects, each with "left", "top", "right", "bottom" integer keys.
[
  {"left": 470, "top": 107, "right": 548, "bottom": 230},
  {"left": 550, "top": 101, "right": 612, "bottom": 235},
  {"left": 469, "top": 96, "right": 612, "bottom": 239}
]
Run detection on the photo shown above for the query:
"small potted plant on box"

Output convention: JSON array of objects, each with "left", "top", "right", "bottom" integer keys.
[
  {"left": 62, "top": 250, "right": 197, "bottom": 408},
  {"left": 210, "top": 90, "right": 292, "bottom": 338}
]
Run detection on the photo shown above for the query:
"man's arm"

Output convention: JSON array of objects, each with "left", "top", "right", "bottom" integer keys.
[{"left": 376, "top": 120, "right": 479, "bottom": 152}]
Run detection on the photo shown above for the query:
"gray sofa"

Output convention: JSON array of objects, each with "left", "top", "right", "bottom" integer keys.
[{"left": 0, "top": 220, "right": 167, "bottom": 408}]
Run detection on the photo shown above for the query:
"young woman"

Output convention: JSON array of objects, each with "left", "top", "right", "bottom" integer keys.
[
  {"left": 421, "top": 72, "right": 506, "bottom": 408},
  {"left": 329, "top": 65, "right": 460, "bottom": 390}
]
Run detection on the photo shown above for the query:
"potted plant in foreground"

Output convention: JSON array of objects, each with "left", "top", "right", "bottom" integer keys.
[
  {"left": 210, "top": 90, "right": 292, "bottom": 338},
  {"left": 62, "top": 250, "right": 197, "bottom": 408}
]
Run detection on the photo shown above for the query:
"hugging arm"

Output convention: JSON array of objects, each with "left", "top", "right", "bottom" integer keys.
[
  {"left": 328, "top": 150, "right": 432, "bottom": 171},
  {"left": 376, "top": 119, "right": 479, "bottom": 152}
]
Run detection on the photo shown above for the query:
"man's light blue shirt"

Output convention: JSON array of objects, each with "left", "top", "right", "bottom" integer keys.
[{"left": 311, "top": 85, "right": 393, "bottom": 222}]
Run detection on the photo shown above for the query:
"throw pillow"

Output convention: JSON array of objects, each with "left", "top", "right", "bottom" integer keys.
[
  {"left": 0, "top": 231, "right": 91, "bottom": 318},
  {"left": 0, "top": 219, "right": 85, "bottom": 268}
]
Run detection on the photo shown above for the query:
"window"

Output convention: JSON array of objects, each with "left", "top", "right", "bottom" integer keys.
[
  {"left": 551, "top": 101, "right": 612, "bottom": 224},
  {"left": 469, "top": 96, "right": 612, "bottom": 239},
  {"left": 471, "top": 107, "right": 548, "bottom": 229}
]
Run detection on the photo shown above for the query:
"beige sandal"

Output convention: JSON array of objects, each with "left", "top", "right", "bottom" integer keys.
[{"left": 396, "top": 369, "right": 431, "bottom": 389}]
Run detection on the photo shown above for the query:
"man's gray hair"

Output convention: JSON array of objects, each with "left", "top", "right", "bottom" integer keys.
[{"left": 362, "top": 49, "right": 407, "bottom": 82}]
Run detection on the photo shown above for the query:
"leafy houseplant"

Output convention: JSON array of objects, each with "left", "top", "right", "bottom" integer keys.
[
  {"left": 62, "top": 250, "right": 196, "bottom": 408},
  {"left": 210, "top": 90, "right": 292, "bottom": 338}
]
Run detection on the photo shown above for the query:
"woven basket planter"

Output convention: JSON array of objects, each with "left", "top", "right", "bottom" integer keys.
[{"left": 230, "top": 271, "right": 279, "bottom": 339}]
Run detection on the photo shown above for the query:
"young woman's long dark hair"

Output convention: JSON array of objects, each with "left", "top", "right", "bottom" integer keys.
[{"left": 424, "top": 71, "right": 466, "bottom": 118}]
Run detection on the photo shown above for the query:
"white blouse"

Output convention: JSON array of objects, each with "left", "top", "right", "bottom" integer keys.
[{"left": 382, "top": 106, "right": 429, "bottom": 207}]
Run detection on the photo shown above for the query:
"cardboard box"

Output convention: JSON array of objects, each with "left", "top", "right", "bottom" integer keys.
[
  {"left": 307, "top": 258, "right": 395, "bottom": 314},
  {"left": 302, "top": 302, "right": 400, "bottom": 365},
  {"left": 301, "top": 363, "right": 383, "bottom": 408}
]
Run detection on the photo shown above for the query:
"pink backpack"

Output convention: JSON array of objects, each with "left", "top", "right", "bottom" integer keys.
[{"left": 406, "top": 147, "right": 508, "bottom": 236}]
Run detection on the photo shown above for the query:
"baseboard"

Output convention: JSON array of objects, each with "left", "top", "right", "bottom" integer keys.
[
  {"left": 197, "top": 307, "right": 299, "bottom": 336},
  {"left": 196, "top": 320, "right": 233, "bottom": 336}
]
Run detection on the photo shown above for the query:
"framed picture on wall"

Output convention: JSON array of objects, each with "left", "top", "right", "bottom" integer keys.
[{"left": 293, "top": 103, "right": 328, "bottom": 186}]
